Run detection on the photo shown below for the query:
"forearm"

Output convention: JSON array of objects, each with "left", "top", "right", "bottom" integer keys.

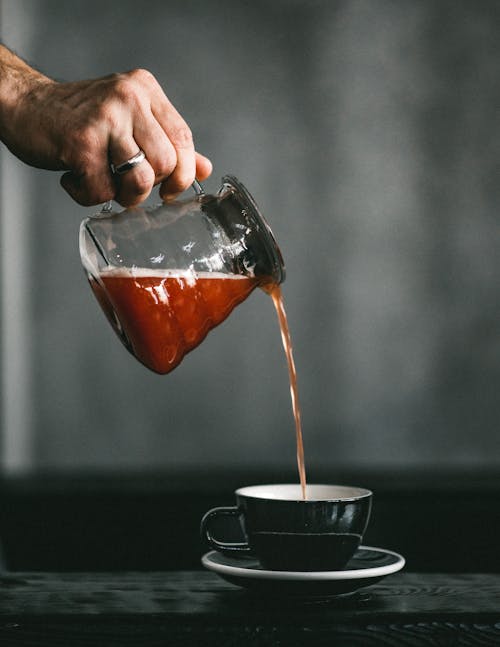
[{"left": 0, "top": 44, "right": 56, "bottom": 165}]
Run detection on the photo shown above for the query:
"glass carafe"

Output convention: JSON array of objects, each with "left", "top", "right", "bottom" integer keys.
[{"left": 79, "top": 175, "right": 285, "bottom": 374}]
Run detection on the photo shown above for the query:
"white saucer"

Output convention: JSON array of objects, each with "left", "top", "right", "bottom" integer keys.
[{"left": 202, "top": 545, "right": 405, "bottom": 597}]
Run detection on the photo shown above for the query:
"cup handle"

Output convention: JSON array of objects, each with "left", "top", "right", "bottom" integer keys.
[{"left": 200, "top": 506, "right": 251, "bottom": 553}]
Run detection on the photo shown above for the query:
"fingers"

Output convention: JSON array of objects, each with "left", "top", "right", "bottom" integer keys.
[
  {"left": 107, "top": 72, "right": 212, "bottom": 205},
  {"left": 195, "top": 152, "right": 213, "bottom": 181},
  {"left": 148, "top": 76, "right": 210, "bottom": 201},
  {"left": 58, "top": 68, "right": 212, "bottom": 207},
  {"left": 158, "top": 149, "right": 212, "bottom": 201},
  {"left": 153, "top": 112, "right": 196, "bottom": 201},
  {"left": 157, "top": 152, "right": 212, "bottom": 201},
  {"left": 131, "top": 107, "right": 188, "bottom": 203},
  {"left": 108, "top": 135, "right": 155, "bottom": 207},
  {"left": 132, "top": 112, "right": 177, "bottom": 184}
]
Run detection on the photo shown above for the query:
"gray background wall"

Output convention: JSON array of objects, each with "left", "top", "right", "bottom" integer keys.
[{"left": 0, "top": 0, "right": 499, "bottom": 474}]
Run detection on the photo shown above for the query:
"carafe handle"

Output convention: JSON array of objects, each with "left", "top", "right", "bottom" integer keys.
[{"left": 101, "top": 181, "right": 204, "bottom": 213}]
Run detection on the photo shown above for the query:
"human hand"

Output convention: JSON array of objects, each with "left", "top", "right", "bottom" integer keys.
[{"left": 0, "top": 47, "right": 212, "bottom": 206}]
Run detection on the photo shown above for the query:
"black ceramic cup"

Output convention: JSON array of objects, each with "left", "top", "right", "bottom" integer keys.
[{"left": 200, "top": 484, "right": 372, "bottom": 571}]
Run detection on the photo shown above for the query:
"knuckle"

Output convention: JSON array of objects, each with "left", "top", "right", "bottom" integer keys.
[
  {"left": 112, "top": 69, "right": 156, "bottom": 102},
  {"left": 128, "top": 166, "right": 154, "bottom": 196},
  {"left": 169, "top": 124, "right": 193, "bottom": 149},
  {"left": 128, "top": 67, "right": 156, "bottom": 85},
  {"left": 165, "top": 169, "right": 195, "bottom": 194},
  {"left": 154, "top": 151, "right": 177, "bottom": 179},
  {"left": 110, "top": 75, "right": 140, "bottom": 104}
]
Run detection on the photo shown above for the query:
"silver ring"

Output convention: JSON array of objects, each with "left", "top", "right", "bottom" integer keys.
[{"left": 111, "top": 149, "right": 146, "bottom": 175}]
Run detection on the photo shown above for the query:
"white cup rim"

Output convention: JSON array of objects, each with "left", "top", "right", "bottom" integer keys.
[{"left": 235, "top": 483, "right": 372, "bottom": 502}]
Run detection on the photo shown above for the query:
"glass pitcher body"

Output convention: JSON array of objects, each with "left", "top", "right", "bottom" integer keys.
[{"left": 80, "top": 176, "right": 285, "bottom": 374}]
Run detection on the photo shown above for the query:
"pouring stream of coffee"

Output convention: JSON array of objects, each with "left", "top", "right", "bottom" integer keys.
[{"left": 264, "top": 284, "right": 307, "bottom": 500}]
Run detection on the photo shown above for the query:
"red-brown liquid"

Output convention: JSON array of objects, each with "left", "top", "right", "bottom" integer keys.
[
  {"left": 265, "top": 284, "right": 307, "bottom": 500},
  {"left": 91, "top": 269, "right": 258, "bottom": 374},
  {"left": 91, "top": 268, "right": 307, "bottom": 499}
]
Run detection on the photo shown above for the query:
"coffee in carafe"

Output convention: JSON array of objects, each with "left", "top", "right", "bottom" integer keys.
[
  {"left": 91, "top": 269, "right": 259, "bottom": 374},
  {"left": 80, "top": 176, "right": 284, "bottom": 374}
]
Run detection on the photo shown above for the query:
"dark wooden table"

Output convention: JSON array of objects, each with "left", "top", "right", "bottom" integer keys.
[{"left": 0, "top": 571, "right": 499, "bottom": 646}]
